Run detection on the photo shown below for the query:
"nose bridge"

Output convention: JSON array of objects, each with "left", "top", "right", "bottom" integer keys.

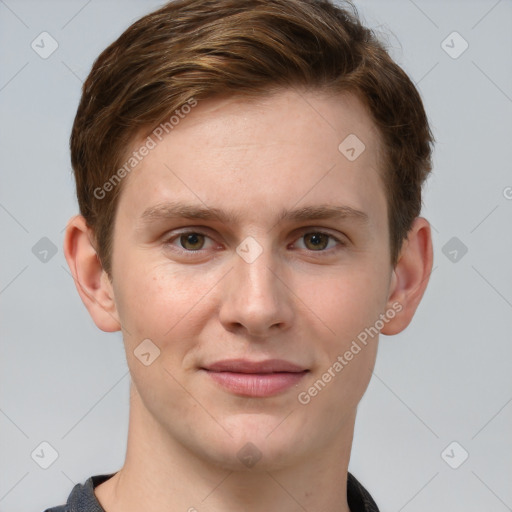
[
  {"left": 235, "top": 236, "right": 281, "bottom": 303},
  {"left": 220, "top": 236, "right": 292, "bottom": 334}
]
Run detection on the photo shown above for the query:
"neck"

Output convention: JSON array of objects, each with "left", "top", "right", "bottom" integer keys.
[{"left": 95, "top": 383, "right": 354, "bottom": 512}]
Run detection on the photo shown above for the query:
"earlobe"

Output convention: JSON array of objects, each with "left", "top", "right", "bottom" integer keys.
[
  {"left": 63, "top": 215, "right": 121, "bottom": 333},
  {"left": 381, "top": 217, "right": 433, "bottom": 336}
]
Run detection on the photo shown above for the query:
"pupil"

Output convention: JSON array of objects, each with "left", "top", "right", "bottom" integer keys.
[
  {"left": 307, "top": 233, "right": 327, "bottom": 250},
  {"left": 182, "top": 233, "right": 203, "bottom": 250}
]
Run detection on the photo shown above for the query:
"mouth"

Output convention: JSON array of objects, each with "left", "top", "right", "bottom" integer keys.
[{"left": 201, "top": 359, "right": 309, "bottom": 397}]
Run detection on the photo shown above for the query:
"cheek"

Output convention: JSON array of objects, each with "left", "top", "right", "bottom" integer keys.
[
  {"left": 295, "top": 269, "right": 385, "bottom": 424},
  {"left": 114, "top": 261, "right": 193, "bottom": 338},
  {"left": 309, "top": 264, "right": 389, "bottom": 342},
  {"left": 113, "top": 259, "right": 224, "bottom": 360},
  {"left": 114, "top": 266, "right": 206, "bottom": 397}
]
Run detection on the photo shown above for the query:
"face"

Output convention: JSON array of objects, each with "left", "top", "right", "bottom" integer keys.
[{"left": 108, "top": 89, "right": 395, "bottom": 470}]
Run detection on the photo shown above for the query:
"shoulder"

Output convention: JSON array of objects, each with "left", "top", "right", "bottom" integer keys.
[
  {"left": 347, "top": 472, "right": 380, "bottom": 512},
  {"left": 41, "top": 473, "right": 117, "bottom": 512}
]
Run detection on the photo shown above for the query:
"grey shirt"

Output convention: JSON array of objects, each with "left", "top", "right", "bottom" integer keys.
[{"left": 43, "top": 471, "right": 380, "bottom": 512}]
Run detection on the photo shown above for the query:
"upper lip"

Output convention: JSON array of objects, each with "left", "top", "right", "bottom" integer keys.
[{"left": 203, "top": 359, "right": 308, "bottom": 373}]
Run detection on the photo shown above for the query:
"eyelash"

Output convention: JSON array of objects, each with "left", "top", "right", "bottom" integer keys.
[{"left": 163, "top": 229, "right": 347, "bottom": 257}]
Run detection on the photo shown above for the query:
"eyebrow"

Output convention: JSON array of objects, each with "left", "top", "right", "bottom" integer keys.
[{"left": 139, "top": 201, "right": 369, "bottom": 228}]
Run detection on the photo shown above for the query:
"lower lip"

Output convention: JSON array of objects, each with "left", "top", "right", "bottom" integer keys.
[{"left": 205, "top": 370, "right": 307, "bottom": 397}]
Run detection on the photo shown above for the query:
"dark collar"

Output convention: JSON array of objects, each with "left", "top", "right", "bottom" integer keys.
[{"left": 45, "top": 471, "right": 380, "bottom": 512}]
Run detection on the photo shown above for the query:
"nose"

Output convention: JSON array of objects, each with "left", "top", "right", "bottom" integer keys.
[{"left": 218, "top": 242, "right": 294, "bottom": 338}]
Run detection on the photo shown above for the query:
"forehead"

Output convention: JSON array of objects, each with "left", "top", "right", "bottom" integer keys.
[{"left": 117, "top": 88, "right": 387, "bottom": 230}]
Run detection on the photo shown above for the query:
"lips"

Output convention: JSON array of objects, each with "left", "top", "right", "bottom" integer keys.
[{"left": 202, "top": 359, "right": 309, "bottom": 397}]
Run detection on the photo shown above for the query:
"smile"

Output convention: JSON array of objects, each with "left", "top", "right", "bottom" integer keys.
[{"left": 201, "top": 359, "right": 309, "bottom": 397}]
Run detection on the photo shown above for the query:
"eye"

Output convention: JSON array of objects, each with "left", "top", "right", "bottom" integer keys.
[
  {"left": 165, "top": 231, "right": 214, "bottom": 252},
  {"left": 294, "top": 231, "right": 345, "bottom": 252},
  {"left": 163, "top": 229, "right": 346, "bottom": 257}
]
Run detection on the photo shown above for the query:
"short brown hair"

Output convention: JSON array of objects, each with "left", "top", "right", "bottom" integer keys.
[{"left": 70, "top": 0, "right": 434, "bottom": 275}]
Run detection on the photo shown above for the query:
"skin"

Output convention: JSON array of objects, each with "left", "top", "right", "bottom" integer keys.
[{"left": 64, "top": 88, "right": 432, "bottom": 512}]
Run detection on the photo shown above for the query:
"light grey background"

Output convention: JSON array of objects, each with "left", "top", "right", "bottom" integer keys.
[{"left": 1, "top": 1, "right": 511, "bottom": 511}]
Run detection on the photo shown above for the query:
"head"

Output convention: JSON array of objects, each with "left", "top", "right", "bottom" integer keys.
[
  {"left": 65, "top": 0, "right": 433, "bottom": 472},
  {"left": 70, "top": 0, "right": 433, "bottom": 276}
]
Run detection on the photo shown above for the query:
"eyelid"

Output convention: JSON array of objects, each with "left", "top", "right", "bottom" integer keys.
[
  {"left": 163, "top": 228, "right": 217, "bottom": 251},
  {"left": 293, "top": 226, "right": 347, "bottom": 241},
  {"left": 292, "top": 228, "right": 347, "bottom": 252},
  {"left": 163, "top": 226, "right": 348, "bottom": 255}
]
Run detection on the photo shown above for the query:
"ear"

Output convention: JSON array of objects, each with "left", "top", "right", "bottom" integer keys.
[
  {"left": 63, "top": 215, "right": 121, "bottom": 332},
  {"left": 381, "top": 217, "right": 433, "bottom": 335}
]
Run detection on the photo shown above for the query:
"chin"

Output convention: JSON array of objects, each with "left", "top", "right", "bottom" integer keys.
[{"left": 202, "top": 412, "right": 309, "bottom": 472}]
